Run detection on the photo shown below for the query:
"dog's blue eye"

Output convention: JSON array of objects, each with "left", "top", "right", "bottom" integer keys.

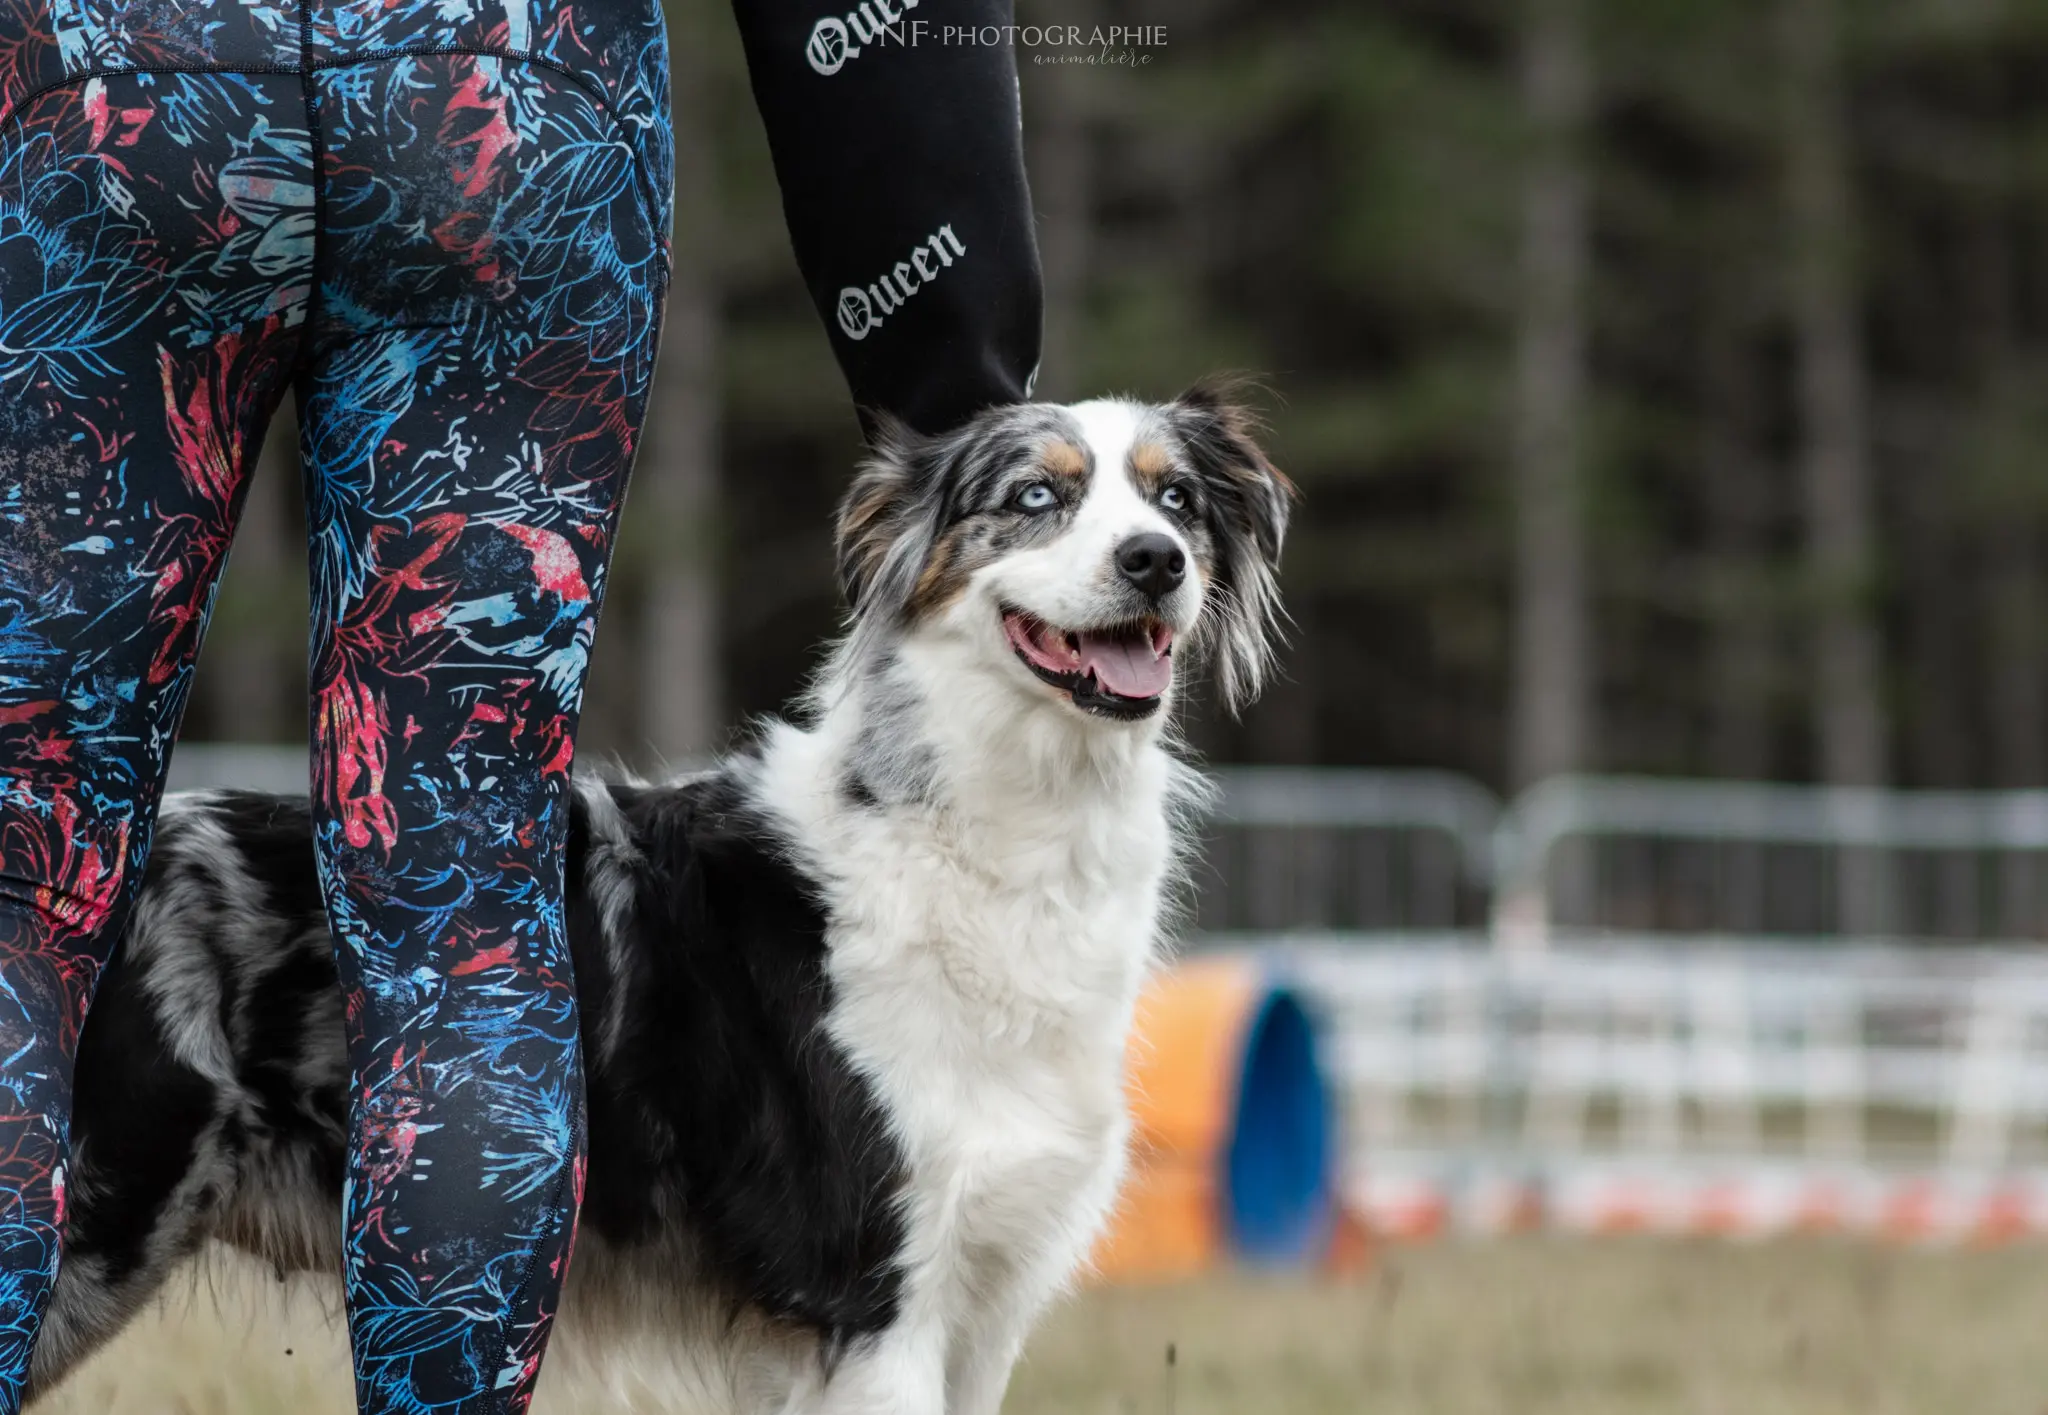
[
  {"left": 1015, "top": 483, "right": 1058, "bottom": 512},
  {"left": 1160, "top": 485, "right": 1189, "bottom": 512}
]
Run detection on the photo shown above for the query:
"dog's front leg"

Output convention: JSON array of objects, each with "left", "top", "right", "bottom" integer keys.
[
  {"left": 946, "top": 1142, "right": 1133, "bottom": 1415},
  {"left": 944, "top": 1326, "right": 1029, "bottom": 1415},
  {"left": 777, "top": 1319, "right": 948, "bottom": 1415},
  {"left": 943, "top": 1249, "right": 1075, "bottom": 1415}
]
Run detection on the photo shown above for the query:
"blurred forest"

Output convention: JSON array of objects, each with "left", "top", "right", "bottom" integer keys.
[{"left": 185, "top": 0, "right": 2048, "bottom": 792}]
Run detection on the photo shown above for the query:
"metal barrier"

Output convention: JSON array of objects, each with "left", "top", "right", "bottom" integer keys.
[
  {"left": 1197, "top": 768, "right": 1500, "bottom": 933},
  {"left": 1207, "top": 769, "right": 2048, "bottom": 947},
  {"left": 1270, "top": 934, "right": 2048, "bottom": 1237},
  {"left": 166, "top": 742, "right": 308, "bottom": 796},
  {"left": 1278, "top": 935, "right": 2048, "bottom": 1169},
  {"left": 1496, "top": 776, "right": 2048, "bottom": 946}
]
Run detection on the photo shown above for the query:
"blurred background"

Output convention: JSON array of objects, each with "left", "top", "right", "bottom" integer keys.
[
  {"left": 174, "top": 0, "right": 2048, "bottom": 796},
  {"left": 138, "top": 0, "right": 2048, "bottom": 1411}
]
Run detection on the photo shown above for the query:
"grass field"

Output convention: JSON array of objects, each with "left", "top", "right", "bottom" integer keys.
[
  {"left": 1007, "top": 1241, "right": 2048, "bottom": 1415},
  {"left": 35, "top": 1239, "right": 2048, "bottom": 1413}
]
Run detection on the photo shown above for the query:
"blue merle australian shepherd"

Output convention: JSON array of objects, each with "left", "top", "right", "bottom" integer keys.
[{"left": 29, "top": 384, "right": 1291, "bottom": 1413}]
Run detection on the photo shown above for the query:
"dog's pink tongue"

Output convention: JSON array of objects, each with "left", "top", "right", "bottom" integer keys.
[{"left": 1078, "top": 631, "right": 1171, "bottom": 698}]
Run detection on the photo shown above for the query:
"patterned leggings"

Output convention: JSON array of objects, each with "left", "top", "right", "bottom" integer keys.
[{"left": 0, "top": 2, "right": 670, "bottom": 1410}]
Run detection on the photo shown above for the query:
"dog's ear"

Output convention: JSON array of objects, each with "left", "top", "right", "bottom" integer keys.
[
  {"left": 837, "top": 413, "right": 915, "bottom": 613},
  {"left": 836, "top": 412, "right": 946, "bottom": 635},
  {"left": 1172, "top": 376, "right": 1298, "bottom": 712}
]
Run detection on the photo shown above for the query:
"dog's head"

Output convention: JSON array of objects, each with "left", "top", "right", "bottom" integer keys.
[{"left": 834, "top": 379, "right": 1294, "bottom": 725}]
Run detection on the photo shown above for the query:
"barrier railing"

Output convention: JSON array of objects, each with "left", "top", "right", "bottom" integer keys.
[
  {"left": 1197, "top": 768, "right": 1500, "bottom": 933},
  {"left": 1273, "top": 934, "right": 2048, "bottom": 1168},
  {"left": 1266, "top": 934, "right": 2048, "bottom": 1237},
  {"left": 165, "top": 742, "right": 310, "bottom": 796},
  {"left": 1495, "top": 776, "right": 2048, "bottom": 947}
]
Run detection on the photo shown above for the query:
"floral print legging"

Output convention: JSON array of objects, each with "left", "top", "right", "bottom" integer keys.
[{"left": 0, "top": 1, "right": 670, "bottom": 1409}]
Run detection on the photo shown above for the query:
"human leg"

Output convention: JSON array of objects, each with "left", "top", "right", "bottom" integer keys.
[
  {"left": 297, "top": 48, "right": 662, "bottom": 1414},
  {"left": 0, "top": 67, "right": 310, "bottom": 1405}
]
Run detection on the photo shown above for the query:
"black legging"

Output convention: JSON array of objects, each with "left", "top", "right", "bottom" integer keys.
[{"left": 0, "top": 0, "right": 1039, "bottom": 1410}]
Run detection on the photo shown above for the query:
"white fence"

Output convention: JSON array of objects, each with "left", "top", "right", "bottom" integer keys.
[
  {"left": 1278, "top": 935, "right": 2048, "bottom": 1171},
  {"left": 1267, "top": 934, "right": 2048, "bottom": 1238}
]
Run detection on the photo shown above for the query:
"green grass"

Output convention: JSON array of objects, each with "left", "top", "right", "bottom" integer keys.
[
  {"left": 1007, "top": 1240, "right": 2048, "bottom": 1415},
  {"left": 34, "top": 1239, "right": 2048, "bottom": 1413}
]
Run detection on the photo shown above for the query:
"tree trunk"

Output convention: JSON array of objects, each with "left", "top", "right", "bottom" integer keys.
[
  {"left": 1509, "top": 0, "right": 1593, "bottom": 789},
  {"left": 1701, "top": 303, "right": 1774, "bottom": 781},
  {"left": 634, "top": 0, "right": 723, "bottom": 770},
  {"left": 1970, "top": 185, "right": 2043, "bottom": 789},
  {"left": 1987, "top": 484, "right": 2043, "bottom": 788},
  {"left": 1898, "top": 472, "right": 1970, "bottom": 788},
  {"left": 1782, "top": 0, "right": 1885, "bottom": 788}
]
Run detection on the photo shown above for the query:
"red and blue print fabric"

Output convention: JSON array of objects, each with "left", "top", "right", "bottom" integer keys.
[{"left": 0, "top": 1, "right": 669, "bottom": 1410}]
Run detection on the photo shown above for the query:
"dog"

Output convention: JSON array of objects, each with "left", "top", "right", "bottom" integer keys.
[{"left": 26, "top": 382, "right": 1292, "bottom": 1413}]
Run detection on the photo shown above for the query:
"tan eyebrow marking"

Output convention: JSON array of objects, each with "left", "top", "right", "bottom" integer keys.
[
  {"left": 1129, "top": 441, "right": 1175, "bottom": 492},
  {"left": 1041, "top": 441, "right": 1088, "bottom": 482}
]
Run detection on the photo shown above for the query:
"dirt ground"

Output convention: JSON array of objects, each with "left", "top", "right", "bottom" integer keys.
[
  {"left": 32, "top": 1239, "right": 2048, "bottom": 1414},
  {"left": 1008, "top": 1239, "right": 2048, "bottom": 1415}
]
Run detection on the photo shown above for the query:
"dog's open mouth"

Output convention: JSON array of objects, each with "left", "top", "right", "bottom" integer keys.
[{"left": 1001, "top": 608, "right": 1174, "bottom": 718}]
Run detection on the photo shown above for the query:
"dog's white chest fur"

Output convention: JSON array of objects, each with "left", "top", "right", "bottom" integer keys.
[{"left": 749, "top": 700, "right": 1179, "bottom": 1413}]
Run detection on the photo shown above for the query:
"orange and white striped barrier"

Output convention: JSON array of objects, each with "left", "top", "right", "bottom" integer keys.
[{"left": 1347, "top": 1166, "right": 2048, "bottom": 1245}]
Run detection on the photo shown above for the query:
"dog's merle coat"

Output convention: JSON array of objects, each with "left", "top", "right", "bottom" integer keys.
[
  {"left": 41, "top": 774, "right": 906, "bottom": 1389},
  {"left": 31, "top": 387, "right": 1290, "bottom": 1413}
]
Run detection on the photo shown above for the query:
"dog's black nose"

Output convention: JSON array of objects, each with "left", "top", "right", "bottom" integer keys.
[{"left": 1115, "top": 533, "right": 1187, "bottom": 600}]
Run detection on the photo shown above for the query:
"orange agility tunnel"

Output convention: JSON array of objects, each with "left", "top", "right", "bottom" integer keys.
[{"left": 1093, "top": 954, "right": 1335, "bottom": 1282}]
